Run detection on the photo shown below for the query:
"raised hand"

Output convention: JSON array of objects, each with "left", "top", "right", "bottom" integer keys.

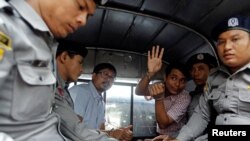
[{"left": 147, "top": 45, "right": 164, "bottom": 76}]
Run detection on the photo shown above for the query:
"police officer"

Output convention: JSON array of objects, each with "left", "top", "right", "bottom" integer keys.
[
  {"left": 186, "top": 53, "right": 217, "bottom": 119},
  {"left": 54, "top": 39, "right": 118, "bottom": 141},
  {"left": 152, "top": 15, "right": 250, "bottom": 141},
  {"left": 0, "top": 0, "right": 96, "bottom": 140}
]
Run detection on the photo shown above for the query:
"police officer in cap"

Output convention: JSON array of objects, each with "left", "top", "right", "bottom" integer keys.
[
  {"left": 54, "top": 39, "right": 117, "bottom": 141},
  {"left": 152, "top": 15, "right": 250, "bottom": 141},
  {"left": 186, "top": 53, "right": 217, "bottom": 119}
]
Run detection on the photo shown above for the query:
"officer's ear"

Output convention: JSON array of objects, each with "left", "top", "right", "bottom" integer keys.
[
  {"left": 59, "top": 51, "right": 69, "bottom": 64},
  {"left": 92, "top": 72, "right": 98, "bottom": 80}
]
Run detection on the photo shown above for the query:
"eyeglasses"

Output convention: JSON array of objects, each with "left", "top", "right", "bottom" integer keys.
[{"left": 98, "top": 71, "right": 116, "bottom": 81}]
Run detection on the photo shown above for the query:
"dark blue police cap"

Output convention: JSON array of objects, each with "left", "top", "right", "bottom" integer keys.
[
  {"left": 186, "top": 53, "right": 217, "bottom": 70},
  {"left": 57, "top": 39, "right": 88, "bottom": 58},
  {"left": 211, "top": 15, "right": 250, "bottom": 40}
]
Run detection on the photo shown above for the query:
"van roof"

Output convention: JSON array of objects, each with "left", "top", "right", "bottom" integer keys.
[{"left": 66, "top": 0, "right": 250, "bottom": 64}]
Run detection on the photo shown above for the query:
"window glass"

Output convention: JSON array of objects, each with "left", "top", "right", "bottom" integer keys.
[
  {"left": 133, "top": 86, "right": 157, "bottom": 137},
  {"left": 105, "top": 85, "right": 131, "bottom": 129},
  {"left": 105, "top": 83, "right": 157, "bottom": 137}
]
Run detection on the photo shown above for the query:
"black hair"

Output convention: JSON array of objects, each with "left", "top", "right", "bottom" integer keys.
[
  {"left": 93, "top": 63, "right": 117, "bottom": 76},
  {"left": 165, "top": 63, "right": 189, "bottom": 79},
  {"left": 56, "top": 39, "right": 88, "bottom": 58}
]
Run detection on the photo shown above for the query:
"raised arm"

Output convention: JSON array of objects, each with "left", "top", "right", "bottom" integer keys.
[{"left": 135, "top": 45, "right": 164, "bottom": 96}]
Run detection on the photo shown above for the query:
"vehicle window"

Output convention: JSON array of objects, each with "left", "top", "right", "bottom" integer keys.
[{"left": 105, "top": 83, "right": 157, "bottom": 138}]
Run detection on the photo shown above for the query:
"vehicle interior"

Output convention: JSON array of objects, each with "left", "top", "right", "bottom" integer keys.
[{"left": 66, "top": 0, "right": 250, "bottom": 140}]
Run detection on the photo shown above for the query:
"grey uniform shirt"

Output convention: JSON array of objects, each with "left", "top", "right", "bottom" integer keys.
[
  {"left": 187, "top": 85, "right": 204, "bottom": 119},
  {"left": 0, "top": 0, "right": 65, "bottom": 141},
  {"left": 54, "top": 74, "right": 118, "bottom": 141},
  {"left": 177, "top": 63, "right": 250, "bottom": 141}
]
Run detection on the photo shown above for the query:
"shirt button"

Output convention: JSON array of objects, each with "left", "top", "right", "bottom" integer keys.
[
  {"left": 225, "top": 95, "right": 228, "bottom": 98},
  {"left": 224, "top": 118, "right": 227, "bottom": 121}
]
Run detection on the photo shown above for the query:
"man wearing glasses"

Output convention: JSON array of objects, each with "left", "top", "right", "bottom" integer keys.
[{"left": 69, "top": 63, "right": 132, "bottom": 140}]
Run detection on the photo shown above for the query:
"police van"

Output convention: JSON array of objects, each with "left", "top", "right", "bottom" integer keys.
[{"left": 66, "top": 0, "right": 250, "bottom": 140}]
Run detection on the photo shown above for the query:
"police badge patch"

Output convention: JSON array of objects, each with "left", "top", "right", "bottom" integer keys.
[
  {"left": 0, "top": 32, "right": 12, "bottom": 51},
  {"left": 228, "top": 17, "right": 239, "bottom": 27},
  {"left": 197, "top": 53, "right": 204, "bottom": 60},
  {"left": 0, "top": 32, "right": 12, "bottom": 61},
  {"left": 0, "top": 48, "right": 4, "bottom": 61}
]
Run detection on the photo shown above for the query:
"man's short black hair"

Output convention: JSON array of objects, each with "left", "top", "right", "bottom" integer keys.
[
  {"left": 93, "top": 63, "right": 117, "bottom": 76},
  {"left": 165, "top": 63, "right": 189, "bottom": 79},
  {"left": 56, "top": 39, "right": 88, "bottom": 58}
]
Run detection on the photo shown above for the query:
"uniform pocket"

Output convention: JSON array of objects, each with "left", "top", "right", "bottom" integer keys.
[
  {"left": 238, "top": 89, "right": 250, "bottom": 117},
  {"left": 239, "top": 89, "right": 250, "bottom": 102},
  {"left": 11, "top": 64, "right": 56, "bottom": 121},
  {"left": 18, "top": 64, "right": 55, "bottom": 85}
]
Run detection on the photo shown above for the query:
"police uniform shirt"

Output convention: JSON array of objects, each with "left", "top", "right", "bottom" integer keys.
[
  {"left": 0, "top": 0, "right": 64, "bottom": 140},
  {"left": 54, "top": 73, "right": 83, "bottom": 141},
  {"left": 176, "top": 63, "right": 250, "bottom": 141},
  {"left": 187, "top": 85, "right": 205, "bottom": 119}
]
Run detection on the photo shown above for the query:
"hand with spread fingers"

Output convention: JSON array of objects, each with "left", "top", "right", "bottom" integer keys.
[{"left": 147, "top": 45, "right": 164, "bottom": 78}]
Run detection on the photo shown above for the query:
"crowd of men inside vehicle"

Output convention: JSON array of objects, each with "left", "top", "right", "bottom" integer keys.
[{"left": 1, "top": 0, "right": 250, "bottom": 141}]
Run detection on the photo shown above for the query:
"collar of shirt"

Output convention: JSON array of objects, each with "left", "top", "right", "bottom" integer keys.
[
  {"left": 166, "top": 93, "right": 178, "bottom": 101},
  {"left": 89, "top": 81, "right": 104, "bottom": 101},
  {"left": 56, "top": 72, "right": 67, "bottom": 91},
  {"left": 190, "top": 85, "right": 205, "bottom": 97},
  {"left": 56, "top": 71, "right": 75, "bottom": 107},
  {"left": 166, "top": 90, "right": 188, "bottom": 101},
  {"left": 218, "top": 62, "right": 250, "bottom": 76},
  {"left": 236, "top": 62, "right": 250, "bottom": 72},
  {"left": 9, "top": 0, "right": 52, "bottom": 36}
]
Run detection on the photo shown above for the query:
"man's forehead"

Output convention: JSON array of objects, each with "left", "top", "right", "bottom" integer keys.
[{"left": 170, "top": 69, "right": 185, "bottom": 77}]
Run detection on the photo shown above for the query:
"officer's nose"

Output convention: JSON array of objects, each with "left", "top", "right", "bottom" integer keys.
[
  {"left": 76, "top": 13, "right": 88, "bottom": 27},
  {"left": 193, "top": 69, "right": 200, "bottom": 77},
  {"left": 224, "top": 40, "right": 234, "bottom": 51}
]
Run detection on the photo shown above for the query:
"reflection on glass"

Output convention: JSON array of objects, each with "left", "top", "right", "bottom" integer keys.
[
  {"left": 133, "top": 87, "right": 156, "bottom": 137},
  {"left": 105, "top": 84, "right": 157, "bottom": 137},
  {"left": 105, "top": 85, "right": 131, "bottom": 130}
]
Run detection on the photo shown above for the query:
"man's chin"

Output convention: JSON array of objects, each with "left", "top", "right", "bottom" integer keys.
[{"left": 53, "top": 30, "right": 68, "bottom": 38}]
